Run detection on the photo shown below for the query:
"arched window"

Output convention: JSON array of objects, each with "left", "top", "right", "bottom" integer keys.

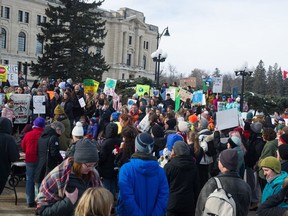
[
  {"left": 36, "top": 38, "right": 43, "bottom": 54},
  {"left": 143, "top": 55, "right": 146, "bottom": 69},
  {"left": 1, "top": 28, "right": 7, "bottom": 49},
  {"left": 18, "top": 32, "right": 26, "bottom": 52}
]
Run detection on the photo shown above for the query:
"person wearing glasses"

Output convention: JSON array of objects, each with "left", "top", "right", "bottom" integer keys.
[{"left": 36, "top": 138, "right": 102, "bottom": 216}]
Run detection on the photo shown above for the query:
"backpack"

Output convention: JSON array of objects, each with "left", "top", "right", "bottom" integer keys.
[{"left": 202, "top": 177, "right": 236, "bottom": 216}]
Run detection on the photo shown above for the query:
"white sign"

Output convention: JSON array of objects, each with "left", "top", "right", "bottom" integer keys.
[
  {"left": 10, "top": 94, "right": 31, "bottom": 124},
  {"left": 166, "top": 88, "right": 176, "bottom": 101},
  {"left": 216, "top": 108, "right": 239, "bottom": 130},
  {"left": 78, "top": 97, "right": 86, "bottom": 108},
  {"left": 127, "top": 99, "right": 137, "bottom": 110},
  {"left": 8, "top": 65, "right": 19, "bottom": 86},
  {"left": 178, "top": 88, "right": 193, "bottom": 102},
  {"left": 137, "top": 114, "right": 150, "bottom": 133},
  {"left": 33, "top": 95, "right": 46, "bottom": 114},
  {"left": 213, "top": 77, "right": 223, "bottom": 93}
]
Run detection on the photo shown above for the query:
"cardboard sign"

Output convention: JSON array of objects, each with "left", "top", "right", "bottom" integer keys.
[
  {"left": 180, "top": 77, "right": 196, "bottom": 88},
  {"left": 178, "top": 87, "right": 193, "bottom": 102},
  {"left": 216, "top": 108, "right": 239, "bottom": 130},
  {"left": 33, "top": 95, "right": 46, "bottom": 114}
]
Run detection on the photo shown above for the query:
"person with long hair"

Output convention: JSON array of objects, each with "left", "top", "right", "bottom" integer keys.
[
  {"left": 62, "top": 91, "right": 74, "bottom": 129},
  {"left": 75, "top": 187, "right": 114, "bottom": 216},
  {"left": 84, "top": 92, "right": 96, "bottom": 118},
  {"left": 36, "top": 138, "right": 102, "bottom": 216},
  {"left": 119, "top": 113, "right": 133, "bottom": 129}
]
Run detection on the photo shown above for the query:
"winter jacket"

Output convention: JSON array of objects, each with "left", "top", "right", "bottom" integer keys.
[
  {"left": 36, "top": 158, "right": 102, "bottom": 216},
  {"left": 57, "top": 117, "right": 71, "bottom": 151},
  {"left": 244, "top": 134, "right": 265, "bottom": 168},
  {"left": 0, "top": 117, "right": 19, "bottom": 191},
  {"left": 98, "top": 123, "right": 121, "bottom": 178},
  {"left": 164, "top": 155, "right": 199, "bottom": 215},
  {"left": 34, "top": 126, "right": 64, "bottom": 184},
  {"left": 1, "top": 104, "right": 15, "bottom": 124},
  {"left": 63, "top": 100, "right": 74, "bottom": 121},
  {"left": 196, "top": 171, "right": 251, "bottom": 216},
  {"left": 261, "top": 171, "right": 288, "bottom": 208},
  {"left": 21, "top": 127, "right": 44, "bottom": 163},
  {"left": 117, "top": 152, "right": 169, "bottom": 216}
]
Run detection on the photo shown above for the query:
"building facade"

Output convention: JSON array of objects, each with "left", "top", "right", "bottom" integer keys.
[{"left": 0, "top": 0, "right": 158, "bottom": 82}]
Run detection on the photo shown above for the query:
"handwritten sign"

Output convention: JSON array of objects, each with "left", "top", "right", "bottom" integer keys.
[
  {"left": 10, "top": 94, "right": 31, "bottom": 124},
  {"left": 33, "top": 95, "right": 46, "bottom": 114},
  {"left": 8, "top": 65, "right": 19, "bottom": 86},
  {"left": 178, "top": 87, "right": 193, "bottom": 102}
]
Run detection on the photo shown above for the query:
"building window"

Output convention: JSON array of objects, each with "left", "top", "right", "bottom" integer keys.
[
  {"left": 143, "top": 56, "right": 146, "bottom": 70},
  {"left": 37, "top": 15, "right": 41, "bottom": 25},
  {"left": 43, "top": 16, "right": 47, "bottom": 23},
  {"left": 18, "top": 10, "right": 23, "bottom": 22},
  {"left": 127, "top": 54, "right": 131, "bottom": 66},
  {"left": 146, "top": 41, "right": 149, "bottom": 49},
  {"left": 4, "top": 60, "right": 9, "bottom": 65},
  {"left": 1, "top": 6, "right": 10, "bottom": 19},
  {"left": 129, "top": 36, "right": 132, "bottom": 45},
  {"left": 36, "top": 39, "right": 43, "bottom": 54},
  {"left": 18, "top": 62, "right": 22, "bottom": 72},
  {"left": 18, "top": 32, "right": 26, "bottom": 52},
  {"left": 1, "top": 28, "right": 7, "bottom": 49},
  {"left": 122, "top": 73, "right": 125, "bottom": 79},
  {"left": 24, "top": 12, "right": 29, "bottom": 23}
]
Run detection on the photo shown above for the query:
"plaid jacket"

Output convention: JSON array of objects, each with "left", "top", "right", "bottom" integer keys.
[{"left": 36, "top": 158, "right": 102, "bottom": 213}]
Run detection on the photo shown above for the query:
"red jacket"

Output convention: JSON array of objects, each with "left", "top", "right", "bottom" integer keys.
[{"left": 21, "top": 127, "right": 44, "bottom": 163}]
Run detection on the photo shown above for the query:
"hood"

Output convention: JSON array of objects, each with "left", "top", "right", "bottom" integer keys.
[
  {"left": 166, "top": 134, "right": 183, "bottom": 152},
  {"left": 130, "top": 158, "right": 160, "bottom": 176},
  {"left": 105, "top": 123, "right": 118, "bottom": 139},
  {"left": 0, "top": 117, "right": 13, "bottom": 134},
  {"left": 41, "top": 126, "right": 57, "bottom": 137},
  {"left": 170, "top": 156, "right": 196, "bottom": 170}
]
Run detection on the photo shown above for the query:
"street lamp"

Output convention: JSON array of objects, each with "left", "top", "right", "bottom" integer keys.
[
  {"left": 154, "top": 27, "right": 170, "bottom": 86},
  {"left": 234, "top": 67, "right": 253, "bottom": 112},
  {"left": 22, "top": 59, "right": 31, "bottom": 85},
  {"left": 151, "top": 49, "right": 168, "bottom": 89}
]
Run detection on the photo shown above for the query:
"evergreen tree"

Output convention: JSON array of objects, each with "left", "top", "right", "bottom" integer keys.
[
  {"left": 252, "top": 60, "right": 266, "bottom": 95},
  {"left": 266, "top": 65, "right": 277, "bottom": 96},
  {"left": 31, "top": 0, "right": 109, "bottom": 81}
]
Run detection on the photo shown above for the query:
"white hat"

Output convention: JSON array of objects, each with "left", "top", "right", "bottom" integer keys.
[
  {"left": 178, "top": 121, "right": 190, "bottom": 133},
  {"left": 72, "top": 122, "right": 84, "bottom": 137}
]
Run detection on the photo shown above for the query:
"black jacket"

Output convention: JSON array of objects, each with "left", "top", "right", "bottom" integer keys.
[
  {"left": 196, "top": 171, "right": 251, "bottom": 216},
  {"left": 64, "top": 100, "right": 74, "bottom": 120},
  {"left": 0, "top": 117, "right": 19, "bottom": 192},
  {"left": 34, "top": 126, "right": 63, "bottom": 183},
  {"left": 164, "top": 155, "right": 199, "bottom": 215},
  {"left": 98, "top": 123, "right": 121, "bottom": 178}
]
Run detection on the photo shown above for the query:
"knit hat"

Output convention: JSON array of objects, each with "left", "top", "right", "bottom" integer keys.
[
  {"left": 199, "top": 117, "right": 209, "bottom": 129},
  {"left": 54, "top": 105, "right": 65, "bottom": 115},
  {"left": 219, "top": 149, "right": 238, "bottom": 171},
  {"left": 135, "top": 133, "right": 154, "bottom": 154},
  {"left": 173, "top": 141, "right": 190, "bottom": 156},
  {"left": 58, "top": 81, "right": 66, "bottom": 90},
  {"left": 279, "top": 144, "right": 288, "bottom": 160},
  {"left": 280, "top": 134, "right": 288, "bottom": 145},
  {"left": 178, "top": 121, "right": 190, "bottom": 133},
  {"left": 74, "top": 138, "right": 99, "bottom": 163},
  {"left": 188, "top": 114, "right": 198, "bottom": 124},
  {"left": 250, "top": 122, "right": 262, "bottom": 134},
  {"left": 111, "top": 112, "right": 120, "bottom": 122},
  {"left": 166, "top": 134, "right": 184, "bottom": 152},
  {"left": 260, "top": 156, "right": 281, "bottom": 174},
  {"left": 33, "top": 117, "right": 46, "bottom": 128},
  {"left": 228, "top": 136, "right": 241, "bottom": 148},
  {"left": 72, "top": 122, "right": 84, "bottom": 137},
  {"left": 166, "top": 118, "right": 177, "bottom": 129},
  {"left": 151, "top": 124, "right": 164, "bottom": 138},
  {"left": 246, "top": 112, "right": 253, "bottom": 120}
]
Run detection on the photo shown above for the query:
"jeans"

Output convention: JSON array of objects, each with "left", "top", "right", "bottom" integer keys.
[
  {"left": 25, "top": 162, "right": 37, "bottom": 204},
  {"left": 102, "top": 177, "right": 117, "bottom": 198}
]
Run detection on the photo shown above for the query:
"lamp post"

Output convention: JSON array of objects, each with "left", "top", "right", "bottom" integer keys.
[
  {"left": 151, "top": 49, "right": 168, "bottom": 89},
  {"left": 154, "top": 27, "right": 170, "bottom": 87},
  {"left": 22, "top": 59, "right": 31, "bottom": 85},
  {"left": 234, "top": 67, "right": 253, "bottom": 112}
]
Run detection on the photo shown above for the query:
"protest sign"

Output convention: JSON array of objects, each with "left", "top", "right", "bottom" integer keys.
[
  {"left": 127, "top": 99, "right": 137, "bottom": 110},
  {"left": 10, "top": 94, "right": 31, "bottom": 124},
  {"left": 136, "top": 84, "right": 150, "bottom": 96},
  {"left": 33, "top": 95, "right": 46, "bottom": 114},
  {"left": 166, "top": 87, "right": 178, "bottom": 101},
  {"left": 180, "top": 77, "right": 196, "bottom": 88},
  {"left": 178, "top": 87, "right": 193, "bottom": 102},
  {"left": 216, "top": 108, "right": 239, "bottom": 130},
  {"left": 8, "top": 65, "right": 19, "bottom": 86},
  {"left": 217, "top": 102, "right": 226, "bottom": 112},
  {"left": 192, "top": 90, "right": 203, "bottom": 105},
  {"left": 137, "top": 114, "right": 150, "bottom": 133},
  {"left": 150, "top": 89, "right": 159, "bottom": 97},
  {"left": 0, "top": 65, "right": 8, "bottom": 82},
  {"left": 78, "top": 97, "right": 86, "bottom": 108},
  {"left": 212, "top": 77, "right": 223, "bottom": 93},
  {"left": 84, "top": 79, "right": 99, "bottom": 94},
  {"left": 104, "top": 78, "right": 117, "bottom": 96}
]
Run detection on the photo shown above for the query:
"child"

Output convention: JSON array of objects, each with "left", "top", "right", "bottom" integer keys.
[
  {"left": 87, "top": 117, "right": 98, "bottom": 140},
  {"left": 79, "top": 115, "right": 88, "bottom": 135}
]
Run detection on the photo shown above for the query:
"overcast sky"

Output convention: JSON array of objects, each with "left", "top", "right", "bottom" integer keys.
[{"left": 99, "top": 0, "right": 288, "bottom": 76}]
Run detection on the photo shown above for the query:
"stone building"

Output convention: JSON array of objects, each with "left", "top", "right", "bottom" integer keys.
[{"left": 0, "top": 0, "right": 158, "bottom": 82}]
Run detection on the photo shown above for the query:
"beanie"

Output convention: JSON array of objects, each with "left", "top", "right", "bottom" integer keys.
[
  {"left": 251, "top": 122, "right": 262, "bottom": 134},
  {"left": 111, "top": 112, "right": 120, "bottom": 122},
  {"left": 178, "top": 121, "right": 190, "bottom": 133},
  {"left": 33, "top": 117, "right": 46, "bottom": 128},
  {"left": 135, "top": 133, "right": 154, "bottom": 154},
  {"left": 166, "top": 118, "right": 177, "bottom": 130},
  {"left": 228, "top": 136, "right": 241, "bottom": 149},
  {"left": 279, "top": 144, "right": 288, "bottom": 160},
  {"left": 188, "top": 114, "right": 198, "bottom": 124},
  {"left": 173, "top": 141, "right": 190, "bottom": 156},
  {"left": 166, "top": 134, "right": 184, "bottom": 152},
  {"left": 260, "top": 156, "right": 281, "bottom": 174},
  {"left": 246, "top": 112, "right": 253, "bottom": 120},
  {"left": 280, "top": 134, "right": 288, "bottom": 145},
  {"left": 54, "top": 104, "right": 65, "bottom": 115},
  {"left": 151, "top": 124, "right": 164, "bottom": 138},
  {"left": 58, "top": 81, "right": 66, "bottom": 90},
  {"left": 74, "top": 138, "right": 99, "bottom": 163},
  {"left": 219, "top": 149, "right": 238, "bottom": 171},
  {"left": 199, "top": 117, "right": 209, "bottom": 129},
  {"left": 72, "top": 122, "right": 84, "bottom": 137}
]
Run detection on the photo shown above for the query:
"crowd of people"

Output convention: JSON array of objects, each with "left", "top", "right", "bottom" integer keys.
[{"left": 1, "top": 77, "right": 288, "bottom": 216}]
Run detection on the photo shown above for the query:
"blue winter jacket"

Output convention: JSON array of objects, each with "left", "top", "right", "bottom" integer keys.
[
  {"left": 261, "top": 171, "right": 288, "bottom": 208},
  {"left": 117, "top": 153, "right": 169, "bottom": 216}
]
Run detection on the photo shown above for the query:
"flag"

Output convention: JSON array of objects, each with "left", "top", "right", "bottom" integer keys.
[{"left": 283, "top": 70, "right": 288, "bottom": 79}]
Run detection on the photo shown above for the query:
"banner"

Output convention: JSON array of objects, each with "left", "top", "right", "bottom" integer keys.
[
  {"left": 178, "top": 87, "right": 193, "bottom": 102},
  {"left": 212, "top": 77, "right": 223, "bottom": 93},
  {"left": 83, "top": 79, "right": 99, "bottom": 94},
  {"left": 10, "top": 94, "right": 31, "bottom": 124},
  {"left": 216, "top": 108, "right": 239, "bottom": 130},
  {"left": 8, "top": 65, "right": 19, "bottom": 86},
  {"left": 136, "top": 84, "right": 150, "bottom": 96},
  {"left": 33, "top": 95, "right": 46, "bottom": 114},
  {"left": 104, "top": 78, "right": 117, "bottom": 96},
  {"left": 192, "top": 90, "right": 203, "bottom": 104},
  {"left": 0, "top": 65, "right": 8, "bottom": 82},
  {"left": 180, "top": 77, "right": 196, "bottom": 88}
]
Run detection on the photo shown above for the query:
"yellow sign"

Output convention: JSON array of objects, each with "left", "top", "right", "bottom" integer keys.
[
  {"left": 84, "top": 79, "right": 99, "bottom": 94},
  {"left": 136, "top": 84, "right": 150, "bottom": 96},
  {"left": 0, "top": 65, "right": 8, "bottom": 82}
]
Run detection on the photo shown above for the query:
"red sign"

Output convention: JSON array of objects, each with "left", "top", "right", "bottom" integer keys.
[{"left": 0, "top": 66, "right": 6, "bottom": 74}]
